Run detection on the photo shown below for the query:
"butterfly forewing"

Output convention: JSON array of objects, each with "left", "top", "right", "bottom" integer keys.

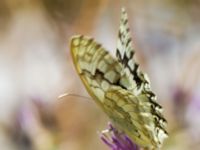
[
  {"left": 116, "top": 8, "right": 150, "bottom": 94},
  {"left": 116, "top": 8, "right": 168, "bottom": 146}
]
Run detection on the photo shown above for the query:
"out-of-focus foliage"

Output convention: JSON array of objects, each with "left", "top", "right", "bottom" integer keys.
[{"left": 0, "top": 0, "right": 200, "bottom": 150}]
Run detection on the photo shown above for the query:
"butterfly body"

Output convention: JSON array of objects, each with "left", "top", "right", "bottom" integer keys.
[{"left": 70, "top": 8, "right": 168, "bottom": 149}]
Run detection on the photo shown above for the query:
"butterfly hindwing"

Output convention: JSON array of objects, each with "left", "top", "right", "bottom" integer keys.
[
  {"left": 71, "top": 36, "right": 153, "bottom": 147},
  {"left": 71, "top": 36, "right": 123, "bottom": 104}
]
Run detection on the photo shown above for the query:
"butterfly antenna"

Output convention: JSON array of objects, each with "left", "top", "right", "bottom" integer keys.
[{"left": 58, "top": 93, "right": 92, "bottom": 101}]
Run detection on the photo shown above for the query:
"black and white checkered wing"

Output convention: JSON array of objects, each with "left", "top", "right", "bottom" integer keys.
[{"left": 116, "top": 8, "right": 148, "bottom": 93}]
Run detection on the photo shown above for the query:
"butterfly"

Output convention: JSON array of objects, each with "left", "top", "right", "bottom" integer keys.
[{"left": 70, "top": 8, "right": 168, "bottom": 149}]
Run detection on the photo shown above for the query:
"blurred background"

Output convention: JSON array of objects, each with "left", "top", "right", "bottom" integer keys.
[{"left": 0, "top": 0, "right": 200, "bottom": 150}]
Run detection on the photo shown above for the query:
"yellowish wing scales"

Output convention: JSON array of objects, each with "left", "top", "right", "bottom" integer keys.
[{"left": 70, "top": 8, "right": 168, "bottom": 149}]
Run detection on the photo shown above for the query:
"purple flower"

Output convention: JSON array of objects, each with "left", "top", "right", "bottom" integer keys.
[{"left": 100, "top": 123, "right": 140, "bottom": 150}]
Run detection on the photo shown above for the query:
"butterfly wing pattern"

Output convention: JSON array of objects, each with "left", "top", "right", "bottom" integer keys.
[{"left": 70, "top": 8, "right": 168, "bottom": 149}]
